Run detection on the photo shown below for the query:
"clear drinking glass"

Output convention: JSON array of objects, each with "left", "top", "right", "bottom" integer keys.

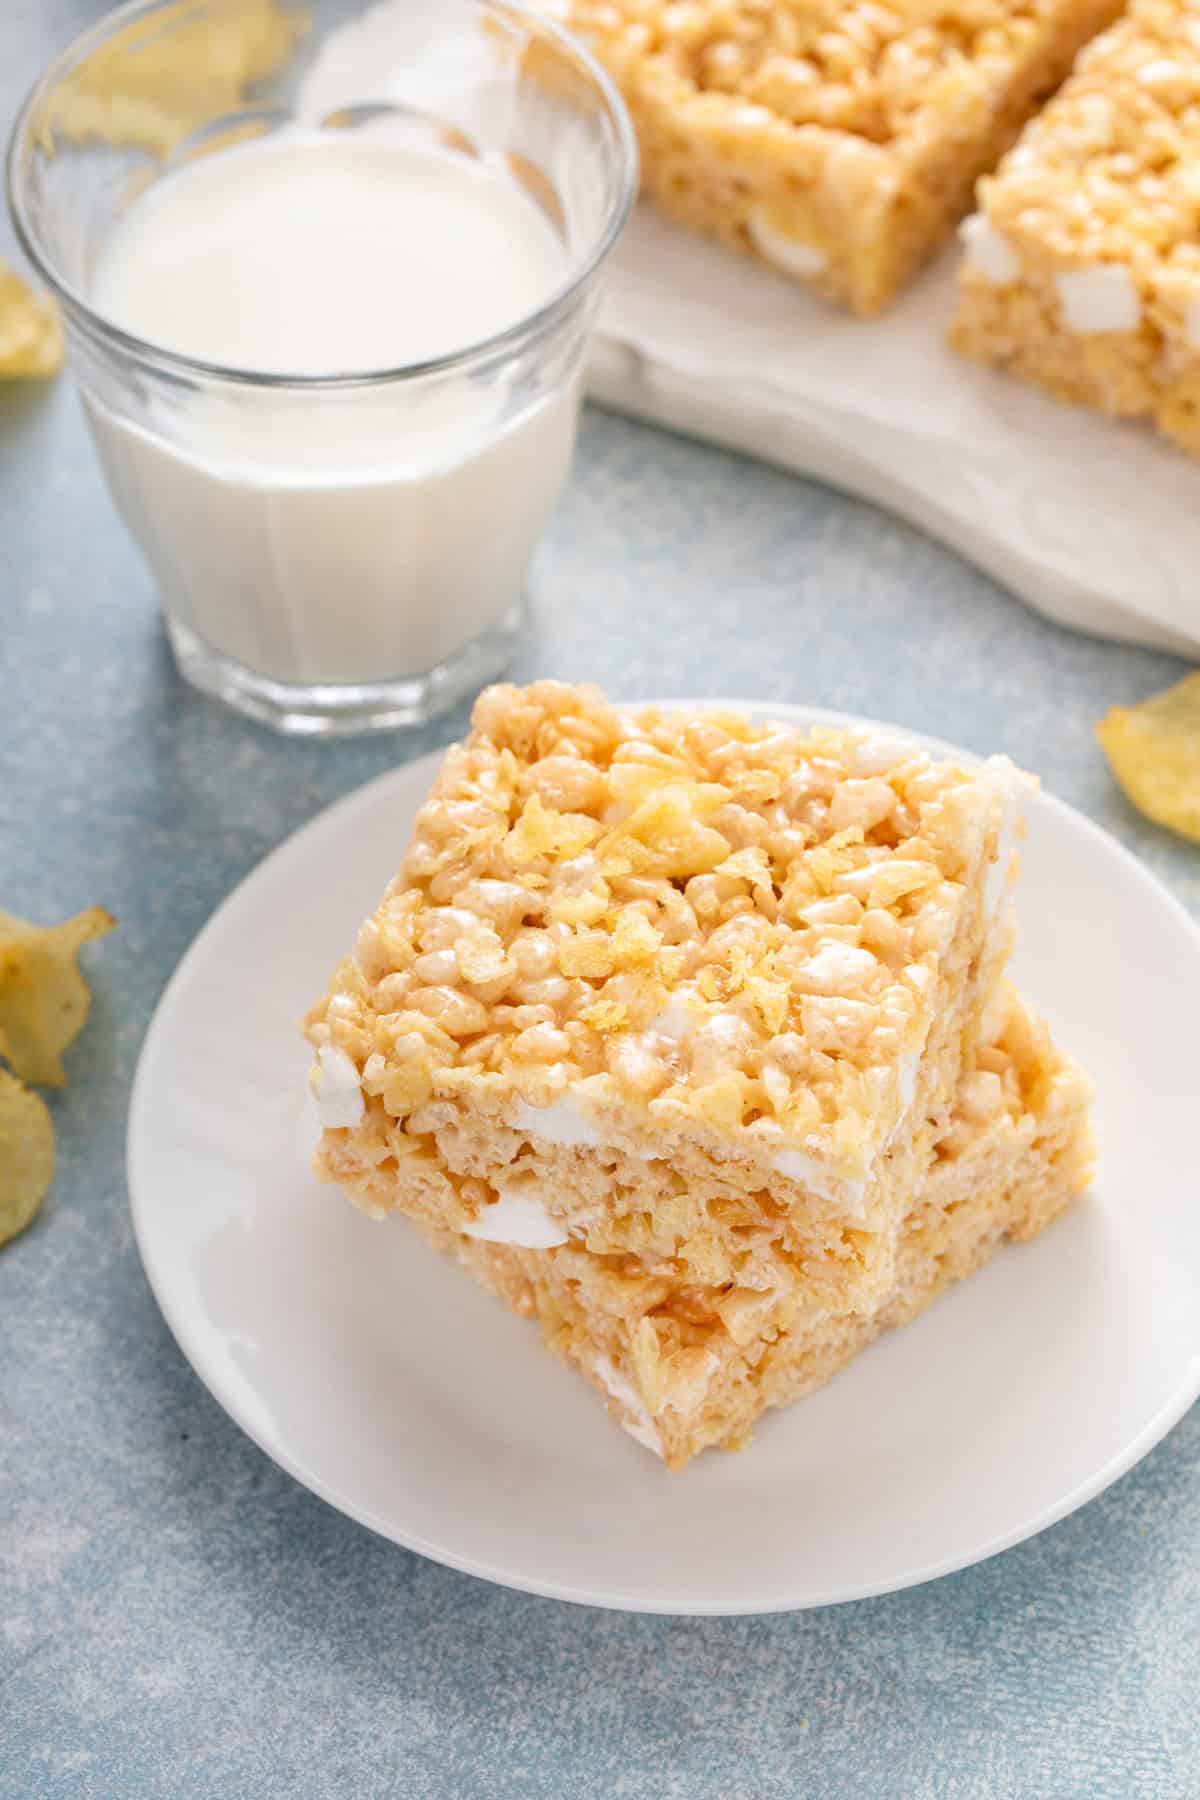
[{"left": 8, "top": 0, "right": 636, "bottom": 734}]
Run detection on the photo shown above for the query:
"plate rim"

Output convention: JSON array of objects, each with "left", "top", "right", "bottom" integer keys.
[{"left": 126, "top": 701, "right": 1200, "bottom": 1614}]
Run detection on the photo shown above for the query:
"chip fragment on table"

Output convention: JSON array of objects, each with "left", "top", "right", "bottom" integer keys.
[
  {"left": 1097, "top": 671, "right": 1200, "bottom": 843},
  {"left": 0, "top": 261, "right": 63, "bottom": 380},
  {"left": 0, "top": 905, "right": 116, "bottom": 1087},
  {"left": 0, "top": 1068, "right": 55, "bottom": 1248}
]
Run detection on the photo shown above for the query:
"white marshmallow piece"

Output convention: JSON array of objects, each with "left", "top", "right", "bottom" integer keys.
[
  {"left": 514, "top": 1096, "right": 602, "bottom": 1148},
  {"left": 959, "top": 213, "right": 1020, "bottom": 286},
  {"left": 461, "top": 1189, "right": 568, "bottom": 1249},
  {"left": 592, "top": 1355, "right": 663, "bottom": 1457},
  {"left": 770, "top": 1147, "right": 867, "bottom": 1213},
  {"left": 897, "top": 1049, "right": 920, "bottom": 1113},
  {"left": 311, "top": 1045, "right": 364, "bottom": 1129},
  {"left": 748, "top": 205, "right": 829, "bottom": 280},
  {"left": 649, "top": 988, "right": 694, "bottom": 1042},
  {"left": 1055, "top": 265, "right": 1141, "bottom": 335},
  {"left": 981, "top": 756, "right": 1028, "bottom": 923}
]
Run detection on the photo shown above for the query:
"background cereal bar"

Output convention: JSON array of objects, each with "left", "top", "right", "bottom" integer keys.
[
  {"left": 952, "top": 0, "right": 1200, "bottom": 452},
  {"left": 561, "top": 0, "right": 1124, "bottom": 314}
]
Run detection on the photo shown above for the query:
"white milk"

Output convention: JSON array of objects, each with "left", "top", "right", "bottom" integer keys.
[{"left": 87, "top": 133, "right": 575, "bottom": 685}]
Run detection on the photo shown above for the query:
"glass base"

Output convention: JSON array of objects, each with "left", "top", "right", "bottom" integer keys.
[{"left": 165, "top": 602, "right": 526, "bottom": 737}]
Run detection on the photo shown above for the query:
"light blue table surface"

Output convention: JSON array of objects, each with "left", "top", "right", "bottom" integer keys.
[{"left": 3, "top": 6, "right": 1198, "bottom": 1797}]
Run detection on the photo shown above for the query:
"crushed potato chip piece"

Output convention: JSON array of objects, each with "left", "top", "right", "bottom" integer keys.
[
  {"left": 1096, "top": 674, "right": 1200, "bottom": 845},
  {"left": 578, "top": 998, "right": 627, "bottom": 1032},
  {"left": 505, "top": 795, "right": 599, "bottom": 866},
  {"left": 558, "top": 928, "right": 615, "bottom": 979},
  {"left": 0, "top": 906, "right": 115, "bottom": 1088},
  {"left": 0, "top": 1069, "right": 55, "bottom": 1248},
  {"left": 0, "top": 261, "right": 63, "bottom": 380},
  {"left": 610, "top": 907, "right": 662, "bottom": 967}
]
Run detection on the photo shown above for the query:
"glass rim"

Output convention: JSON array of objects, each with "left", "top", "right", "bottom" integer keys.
[{"left": 6, "top": 0, "right": 639, "bottom": 391}]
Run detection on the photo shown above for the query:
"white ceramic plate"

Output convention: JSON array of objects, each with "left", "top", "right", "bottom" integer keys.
[{"left": 127, "top": 704, "right": 1200, "bottom": 1615}]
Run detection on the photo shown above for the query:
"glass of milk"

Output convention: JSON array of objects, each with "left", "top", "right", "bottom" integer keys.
[{"left": 9, "top": 0, "right": 637, "bottom": 734}]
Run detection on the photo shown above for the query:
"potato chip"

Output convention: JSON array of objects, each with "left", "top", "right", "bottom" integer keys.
[
  {"left": 0, "top": 261, "right": 63, "bottom": 380},
  {"left": 0, "top": 906, "right": 116, "bottom": 1088},
  {"left": 1097, "top": 672, "right": 1200, "bottom": 846},
  {"left": 0, "top": 1069, "right": 55, "bottom": 1248},
  {"left": 44, "top": 0, "right": 308, "bottom": 159}
]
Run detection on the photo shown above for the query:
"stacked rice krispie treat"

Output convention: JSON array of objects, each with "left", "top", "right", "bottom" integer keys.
[
  {"left": 306, "top": 683, "right": 1093, "bottom": 1469},
  {"left": 952, "top": 0, "right": 1200, "bottom": 453},
  {"left": 559, "top": 0, "right": 1124, "bottom": 314}
]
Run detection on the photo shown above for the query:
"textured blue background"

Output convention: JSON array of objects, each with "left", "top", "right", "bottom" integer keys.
[{"left": 3, "top": 5, "right": 1198, "bottom": 1796}]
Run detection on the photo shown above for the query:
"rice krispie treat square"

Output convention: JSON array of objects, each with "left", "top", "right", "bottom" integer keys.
[
  {"left": 306, "top": 683, "right": 1027, "bottom": 1345},
  {"left": 951, "top": 0, "right": 1200, "bottom": 454},
  {"left": 444, "top": 982, "right": 1094, "bottom": 1466},
  {"left": 560, "top": 0, "right": 1123, "bottom": 314}
]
